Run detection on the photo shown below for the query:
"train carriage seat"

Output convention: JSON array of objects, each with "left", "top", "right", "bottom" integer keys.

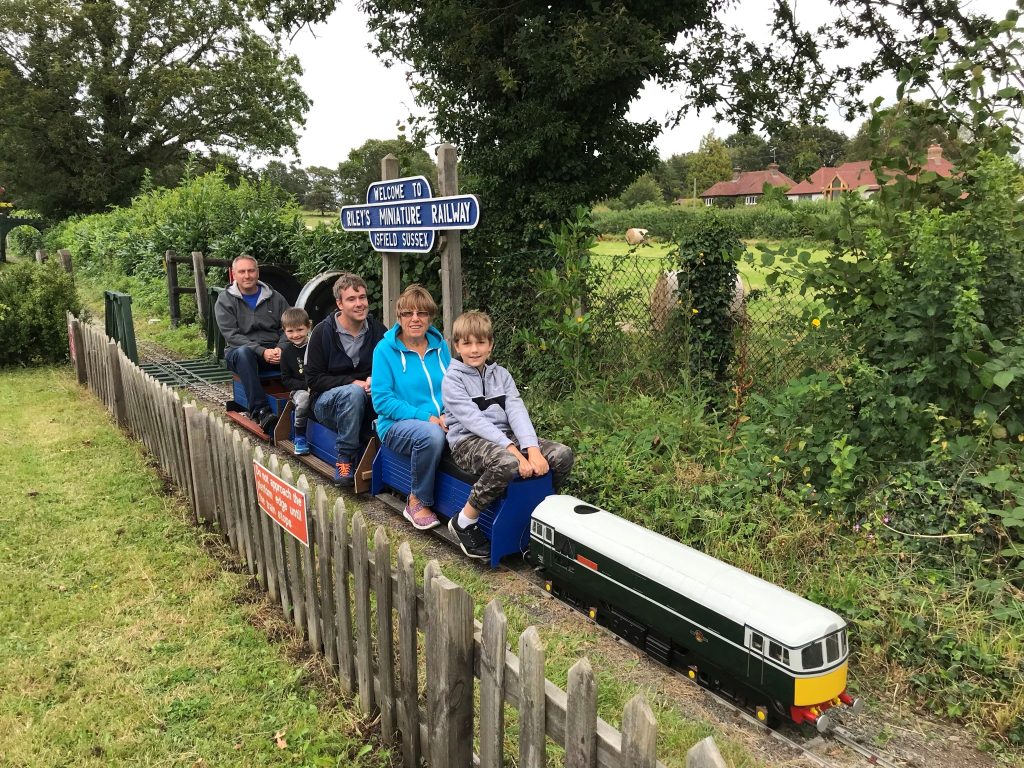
[{"left": 372, "top": 441, "right": 553, "bottom": 569}]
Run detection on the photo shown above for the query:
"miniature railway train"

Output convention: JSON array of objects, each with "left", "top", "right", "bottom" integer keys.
[{"left": 217, "top": 269, "right": 859, "bottom": 730}]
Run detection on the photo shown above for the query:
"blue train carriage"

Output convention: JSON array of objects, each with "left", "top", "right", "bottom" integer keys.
[
  {"left": 372, "top": 442, "right": 554, "bottom": 569},
  {"left": 529, "top": 495, "right": 861, "bottom": 731}
]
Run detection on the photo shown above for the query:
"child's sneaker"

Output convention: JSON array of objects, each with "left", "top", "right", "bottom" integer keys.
[
  {"left": 256, "top": 407, "right": 278, "bottom": 434},
  {"left": 448, "top": 516, "right": 490, "bottom": 560},
  {"left": 293, "top": 435, "right": 309, "bottom": 455},
  {"left": 334, "top": 456, "right": 355, "bottom": 486},
  {"left": 403, "top": 500, "right": 440, "bottom": 530}
]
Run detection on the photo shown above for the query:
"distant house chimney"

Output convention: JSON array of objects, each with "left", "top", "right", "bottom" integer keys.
[
  {"left": 732, "top": 166, "right": 741, "bottom": 180},
  {"left": 768, "top": 163, "right": 780, "bottom": 175},
  {"left": 927, "top": 144, "right": 943, "bottom": 161}
]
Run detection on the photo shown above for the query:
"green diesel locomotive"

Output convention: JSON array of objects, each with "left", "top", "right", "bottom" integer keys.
[{"left": 529, "top": 495, "right": 860, "bottom": 730}]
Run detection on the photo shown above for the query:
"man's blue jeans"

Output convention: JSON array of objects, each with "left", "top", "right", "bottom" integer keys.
[
  {"left": 225, "top": 346, "right": 277, "bottom": 414},
  {"left": 381, "top": 419, "right": 446, "bottom": 507},
  {"left": 313, "top": 384, "right": 370, "bottom": 460}
]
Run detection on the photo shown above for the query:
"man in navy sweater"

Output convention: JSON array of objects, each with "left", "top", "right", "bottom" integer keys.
[{"left": 304, "top": 273, "right": 386, "bottom": 484}]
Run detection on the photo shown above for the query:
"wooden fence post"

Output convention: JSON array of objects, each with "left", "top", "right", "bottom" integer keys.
[
  {"left": 621, "top": 696, "right": 656, "bottom": 768},
  {"left": 565, "top": 658, "right": 597, "bottom": 768},
  {"left": 333, "top": 497, "right": 355, "bottom": 694},
  {"left": 185, "top": 406, "right": 215, "bottom": 524},
  {"left": 165, "top": 250, "right": 181, "bottom": 328},
  {"left": 480, "top": 599, "right": 508, "bottom": 768},
  {"left": 315, "top": 487, "right": 336, "bottom": 670},
  {"left": 374, "top": 527, "right": 396, "bottom": 744},
  {"left": 192, "top": 251, "right": 209, "bottom": 326},
  {"left": 58, "top": 248, "right": 73, "bottom": 275},
  {"left": 106, "top": 340, "right": 128, "bottom": 428},
  {"left": 518, "top": 626, "right": 546, "bottom": 768},
  {"left": 69, "top": 315, "right": 87, "bottom": 385},
  {"left": 34, "top": 249, "right": 47, "bottom": 263},
  {"left": 436, "top": 143, "right": 463, "bottom": 340},
  {"left": 396, "top": 542, "right": 420, "bottom": 768},
  {"left": 427, "top": 573, "right": 474, "bottom": 768},
  {"left": 379, "top": 154, "right": 401, "bottom": 328},
  {"left": 297, "top": 475, "right": 321, "bottom": 651},
  {"left": 352, "top": 511, "right": 375, "bottom": 715}
]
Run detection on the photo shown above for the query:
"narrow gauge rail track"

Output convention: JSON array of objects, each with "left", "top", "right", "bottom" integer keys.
[
  {"left": 134, "top": 338, "right": 903, "bottom": 768},
  {"left": 137, "top": 340, "right": 233, "bottom": 403}
]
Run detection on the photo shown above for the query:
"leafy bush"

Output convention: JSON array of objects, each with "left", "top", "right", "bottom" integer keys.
[
  {"left": 661, "top": 209, "right": 743, "bottom": 382},
  {"left": 0, "top": 261, "right": 81, "bottom": 365}
]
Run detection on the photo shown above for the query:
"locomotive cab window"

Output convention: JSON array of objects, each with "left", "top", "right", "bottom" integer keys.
[
  {"left": 801, "top": 641, "right": 824, "bottom": 670},
  {"left": 531, "top": 521, "right": 554, "bottom": 545},
  {"left": 825, "top": 631, "right": 841, "bottom": 663},
  {"left": 748, "top": 632, "right": 764, "bottom": 653},
  {"left": 767, "top": 641, "right": 789, "bottom": 666}
]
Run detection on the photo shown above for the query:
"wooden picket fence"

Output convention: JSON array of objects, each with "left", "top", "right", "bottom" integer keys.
[{"left": 65, "top": 313, "right": 731, "bottom": 768}]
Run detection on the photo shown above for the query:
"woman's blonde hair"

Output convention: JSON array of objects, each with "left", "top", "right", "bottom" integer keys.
[{"left": 396, "top": 284, "right": 437, "bottom": 318}]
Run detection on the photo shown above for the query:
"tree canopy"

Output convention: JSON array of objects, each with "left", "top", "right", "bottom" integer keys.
[
  {"left": 336, "top": 137, "right": 435, "bottom": 204},
  {"left": 0, "top": 0, "right": 309, "bottom": 217},
  {"left": 355, "top": 0, "right": 1022, "bottom": 244}
]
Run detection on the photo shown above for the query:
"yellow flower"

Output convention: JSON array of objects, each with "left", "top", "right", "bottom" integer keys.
[
  {"left": 941, "top": 440, "right": 948, "bottom": 450},
  {"left": 811, "top": 318, "right": 821, "bottom": 328},
  {"left": 692, "top": 308, "right": 699, "bottom": 315},
  {"left": 576, "top": 316, "right": 583, "bottom": 323}
]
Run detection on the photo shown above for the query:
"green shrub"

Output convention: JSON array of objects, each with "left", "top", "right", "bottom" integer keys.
[
  {"left": 0, "top": 261, "right": 81, "bottom": 365},
  {"left": 658, "top": 209, "right": 743, "bottom": 383}
]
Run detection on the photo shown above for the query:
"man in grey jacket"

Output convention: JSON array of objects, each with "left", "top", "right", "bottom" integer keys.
[{"left": 214, "top": 254, "right": 290, "bottom": 432}]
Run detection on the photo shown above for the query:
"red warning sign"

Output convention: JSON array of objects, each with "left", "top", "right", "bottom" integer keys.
[{"left": 253, "top": 461, "right": 309, "bottom": 546}]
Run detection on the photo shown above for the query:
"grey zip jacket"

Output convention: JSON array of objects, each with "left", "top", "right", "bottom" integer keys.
[
  {"left": 442, "top": 359, "right": 539, "bottom": 450},
  {"left": 213, "top": 281, "right": 290, "bottom": 354}
]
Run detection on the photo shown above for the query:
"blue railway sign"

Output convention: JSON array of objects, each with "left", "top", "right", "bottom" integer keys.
[{"left": 340, "top": 175, "right": 480, "bottom": 253}]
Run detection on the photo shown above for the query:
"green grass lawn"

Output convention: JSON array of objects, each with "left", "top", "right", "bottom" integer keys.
[
  {"left": 301, "top": 210, "right": 337, "bottom": 229},
  {"left": 0, "top": 367, "right": 393, "bottom": 767}
]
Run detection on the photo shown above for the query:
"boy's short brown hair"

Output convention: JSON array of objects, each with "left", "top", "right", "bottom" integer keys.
[
  {"left": 396, "top": 284, "right": 437, "bottom": 319},
  {"left": 281, "top": 307, "right": 311, "bottom": 328},
  {"left": 452, "top": 311, "right": 493, "bottom": 344}
]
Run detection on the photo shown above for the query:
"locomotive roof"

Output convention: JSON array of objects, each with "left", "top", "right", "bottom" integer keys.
[{"left": 533, "top": 496, "right": 845, "bottom": 648}]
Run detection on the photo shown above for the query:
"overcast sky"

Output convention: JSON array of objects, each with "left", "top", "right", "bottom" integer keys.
[{"left": 280, "top": 0, "right": 1014, "bottom": 169}]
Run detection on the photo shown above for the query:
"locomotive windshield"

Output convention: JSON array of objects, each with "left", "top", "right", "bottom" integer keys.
[{"left": 798, "top": 629, "right": 847, "bottom": 671}]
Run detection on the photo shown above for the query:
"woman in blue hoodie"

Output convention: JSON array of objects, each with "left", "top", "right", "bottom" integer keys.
[{"left": 371, "top": 285, "right": 452, "bottom": 530}]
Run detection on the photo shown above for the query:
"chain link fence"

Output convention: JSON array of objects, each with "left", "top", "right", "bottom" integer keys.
[{"left": 590, "top": 244, "right": 834, "bottom": 392}]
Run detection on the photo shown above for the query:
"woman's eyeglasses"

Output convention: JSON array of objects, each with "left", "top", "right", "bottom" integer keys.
[{"left": 398, "top": 310, "right": 431, "bottom": 319}]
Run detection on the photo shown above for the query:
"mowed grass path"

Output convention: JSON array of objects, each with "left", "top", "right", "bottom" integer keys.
[{"left": 0, "top": 367, "right": 391, "bottom": 767}]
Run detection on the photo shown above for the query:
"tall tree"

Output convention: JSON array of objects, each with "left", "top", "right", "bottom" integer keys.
[
  {"left": 305, "top": 165, "right": 340, "bottom": 214},
  {"left": 336, "top": 137, "right": 434, "bottom": 204},
  {"left": 652, "top": 153, "right": 692, "bottom": 202},
  {"left": 725, "top": 132, "right": 772, "bottom": 173},
  {"left": 769, "top": 125, "right": 850, "bottom": 181},
  {"left": 261, "top": 161, "right": 311, "bottom": 204},
  {"left": 0, "top": 0, "right": 309, "bottom": 217},
  {"left": 689, "top": 132, "right": 733, "bottom": 196}
]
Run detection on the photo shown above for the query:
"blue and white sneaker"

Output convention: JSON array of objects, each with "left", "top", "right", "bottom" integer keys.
[{"left": 293, "top": 435, "right": 309, "bottom": 455}]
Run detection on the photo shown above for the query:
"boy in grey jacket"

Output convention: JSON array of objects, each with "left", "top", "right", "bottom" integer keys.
[{"left": 442, "top": 311, "right": 574, "bottom": 559}]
